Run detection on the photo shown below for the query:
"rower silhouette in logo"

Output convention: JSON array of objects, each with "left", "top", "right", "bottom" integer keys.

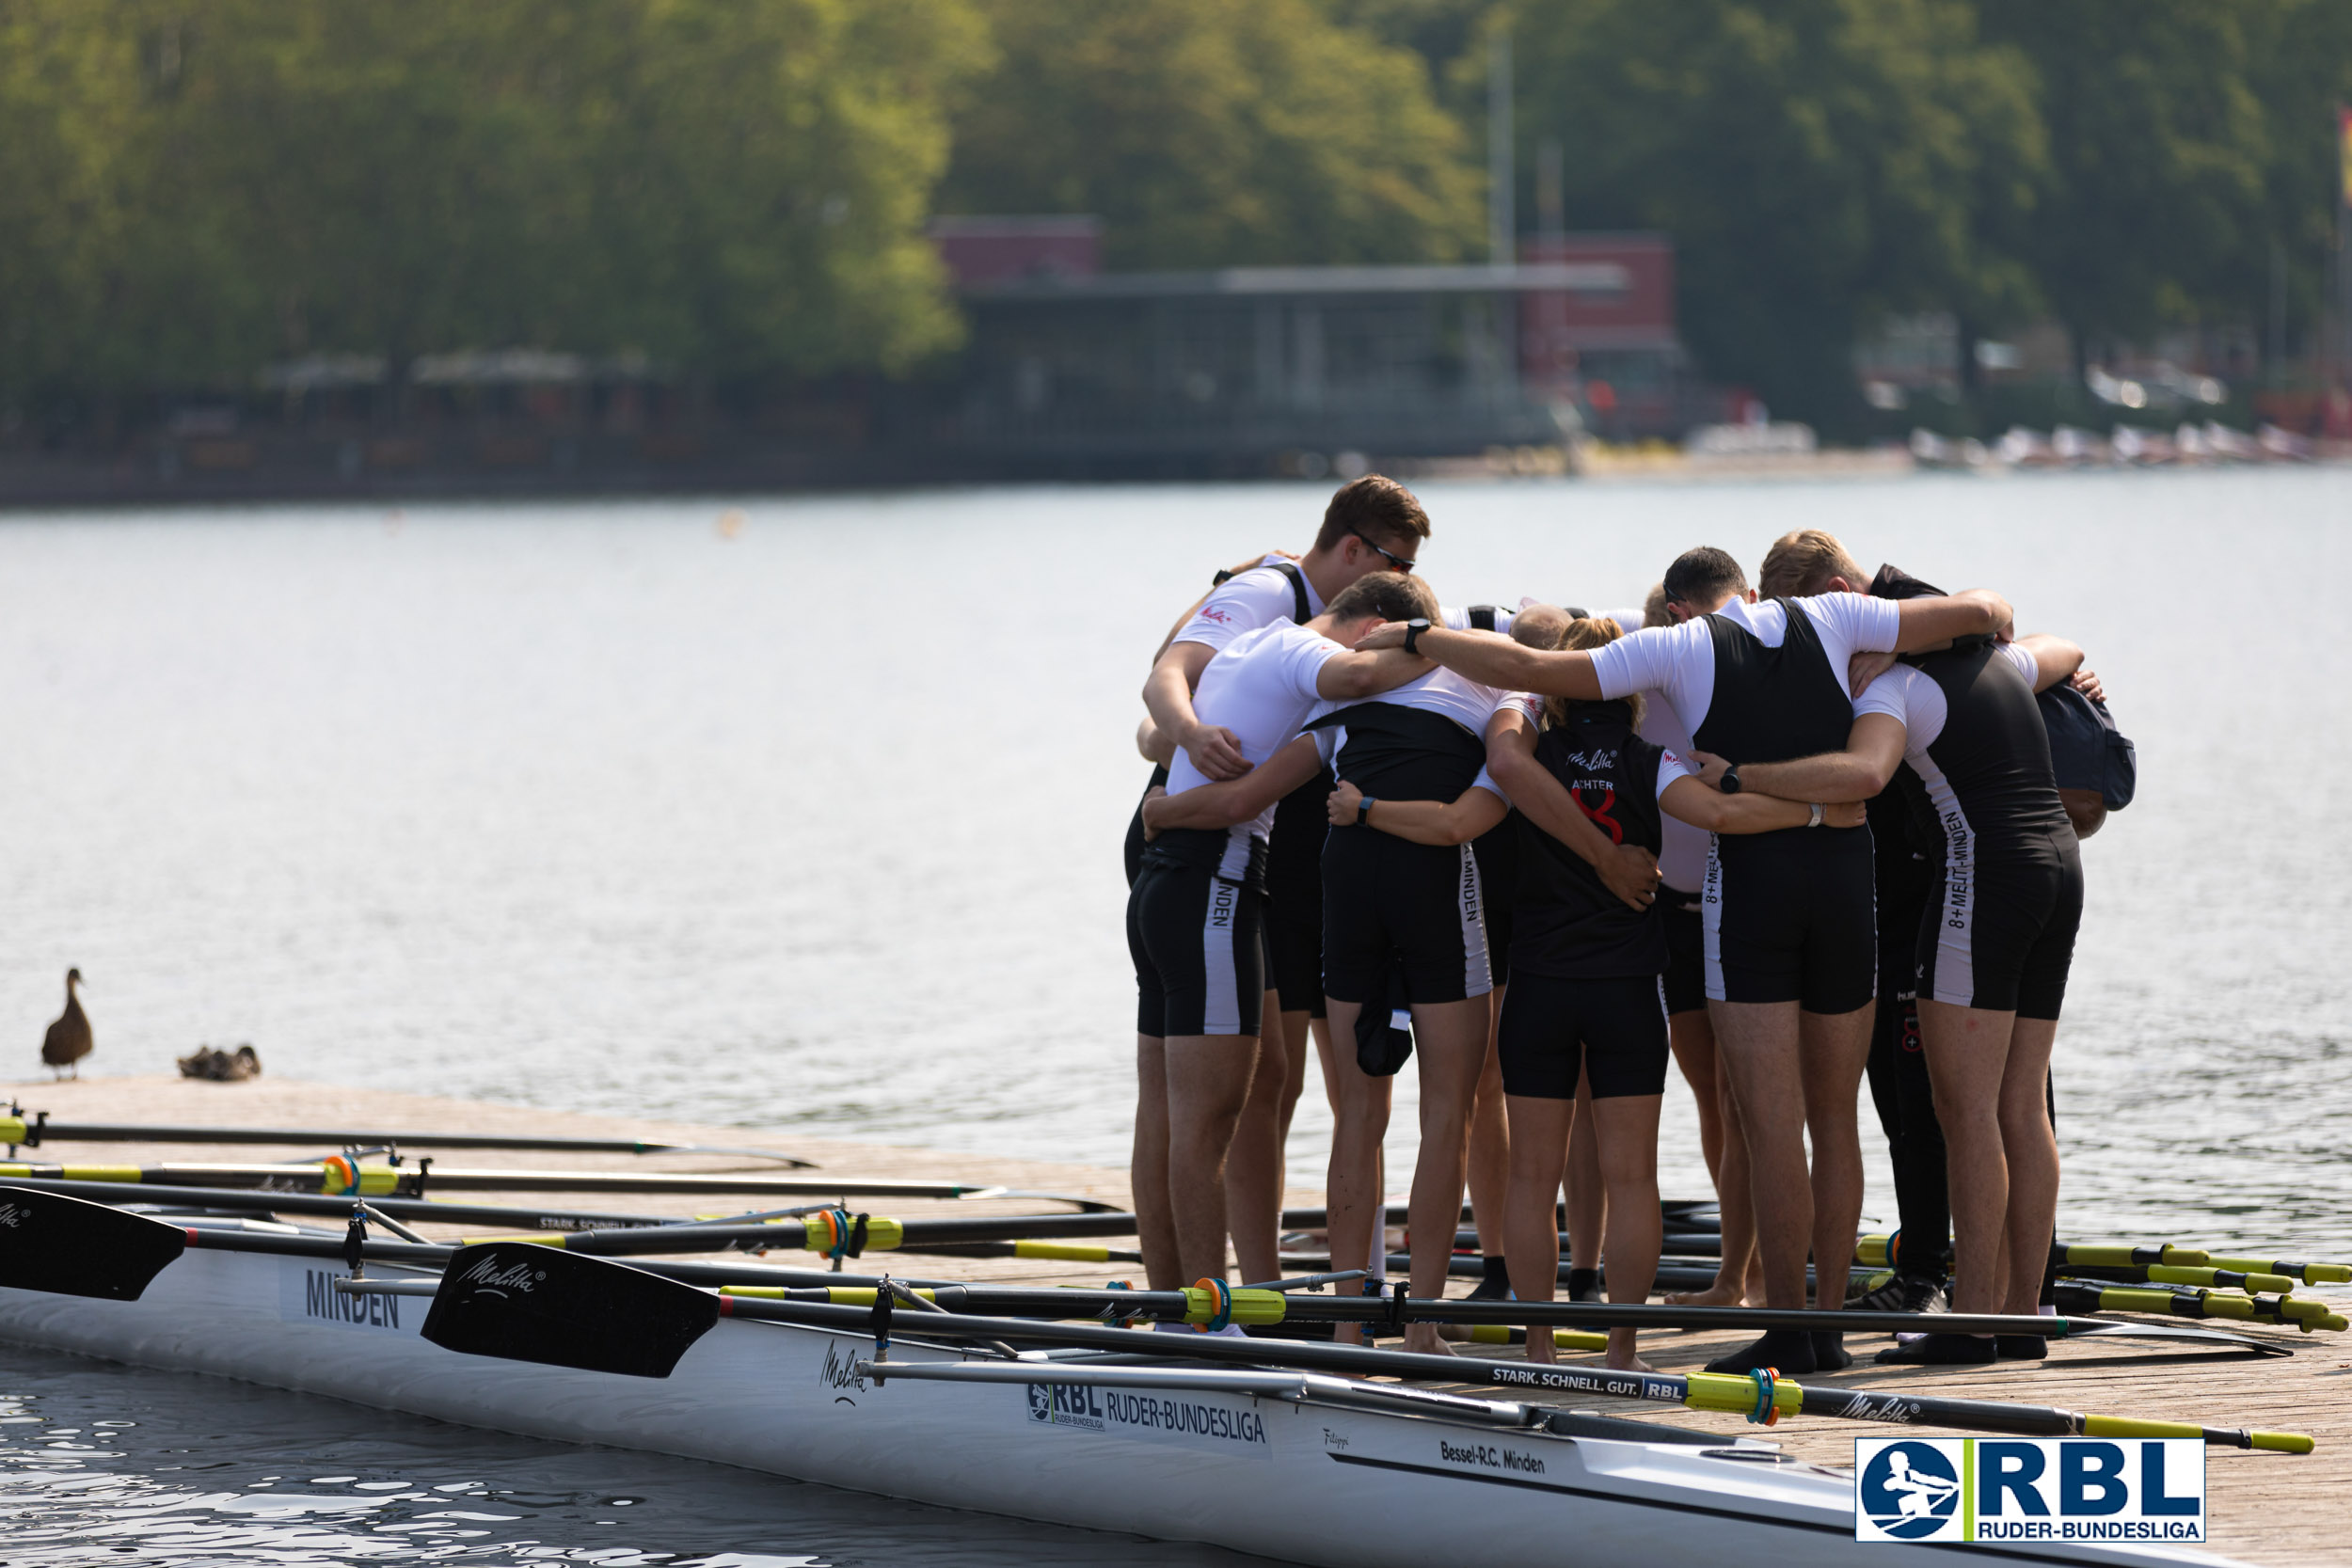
[
  {"left": 1860, "top": 1443, "right": 1962, "bottom": 1539},
  {"left": 1027, "top": 1384, "right": 1053, "bottom": 1419}
]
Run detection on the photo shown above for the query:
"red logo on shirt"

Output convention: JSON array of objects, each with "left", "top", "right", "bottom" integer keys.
[
  {"left": 1198, "top": 607, "right": 1233, "bottom": 624},
  {"left": 1574, "top": 786, "right": 1623, "bottom": 844}
]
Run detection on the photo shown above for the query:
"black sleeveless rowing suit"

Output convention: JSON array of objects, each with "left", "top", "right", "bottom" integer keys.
[
  {"left": 1311, "top": 683, "right": 1497, "bottom": 1006},
  {"left": 1495, "top": 702, "right": 1676, "bottom": 1100},
  {"left": 1866, "top": 641, "right": 2084, "bottom": 1018},
  {"left": 1693, "top": 599, "right": 1878, "bottom": 1014}
]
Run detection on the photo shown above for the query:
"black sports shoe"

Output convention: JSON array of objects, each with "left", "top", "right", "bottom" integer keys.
[
  {"left": 1995, "top": 1334, "right": 2048, "bottom": 1360},
  {"left": 1812, "top": 1330, "right": 1852, "bottom": 1370},
  {"left": 1898, "top": 1275, "right": 1948, "bottom": 1315},
  {"left": 1846, "top": 1274, "right": 1910, "bottom": 1312}
]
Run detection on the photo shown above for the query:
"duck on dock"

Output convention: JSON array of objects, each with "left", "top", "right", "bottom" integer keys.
[
  {"left": 40, "top": 968, "right": 92, "bottom": 1079},
  {"left": 177, "top": 1043, "right": 262, "bottom": 1082}
]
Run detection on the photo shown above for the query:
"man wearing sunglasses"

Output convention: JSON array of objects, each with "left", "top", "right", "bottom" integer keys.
[{"left": 1128, "top": 474, "right": 1433, "bottom": 1295}]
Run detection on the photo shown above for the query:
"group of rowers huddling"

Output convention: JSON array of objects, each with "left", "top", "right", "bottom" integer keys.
[{"left": 1124, "top": 474, "right": 2130, "bottom": 1376}]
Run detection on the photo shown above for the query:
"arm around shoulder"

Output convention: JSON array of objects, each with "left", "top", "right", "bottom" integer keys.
[{"left": 1891, "top": 589, "right": 2010, "bottom": 653}]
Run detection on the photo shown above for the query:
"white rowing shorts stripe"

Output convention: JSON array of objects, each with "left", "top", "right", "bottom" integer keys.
[
  {"left": 1200, "top": 877, "right": 1245, "bottom": 1035},
  {"left": 1455, "top": 842, "right": 1494, "bottom": 998},
  {"left": 1913, "top": 752, "right": 1979, "bottom": 1006},
  {"left": 1699, "top": 832, "right": 1726, "bottom": 1002}
]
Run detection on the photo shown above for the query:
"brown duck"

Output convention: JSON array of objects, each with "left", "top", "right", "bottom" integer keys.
[{"left": 41, "top": 968, "right": 91, "bottom": 1079}]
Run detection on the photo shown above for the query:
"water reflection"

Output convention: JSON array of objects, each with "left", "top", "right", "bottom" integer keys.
[{"left": 0, "top": 1347, "right": 1262, "bottom": 1566}]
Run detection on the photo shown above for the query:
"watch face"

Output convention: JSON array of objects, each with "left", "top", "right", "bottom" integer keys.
[{"left": 1407, "top": 618, "right": 1431, "bottom": 630}]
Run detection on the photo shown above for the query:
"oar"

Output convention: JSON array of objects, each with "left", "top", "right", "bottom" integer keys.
[
  {"left": 1, "top": 1110, "right": 814, "bottom": 1166},
  {"left": 1857, "top": 1233, "right": 2212, "bottom": 1270},
  {"left": 2053, "top": 1279, "right": 2346, "bottom": 1333},
  {"left": 416, "top": 1243, "right": 2313, "bottom": 1450},
  {"left": 0, "top": 1160, "right": 1025, "bottom": 1202},
  {"left": 0, "top": 1174, "right": 685, "bottom": 1232},
  {"left": 0, "top": 1185, "right": 981, "bottom": 1296},
  {"left": 2200, "top": 1253, "right": 2352, "bottom": 1287},
  {"left": 712, "top": 1276, "right": 2285, "bottom": 1354},
  {"left": 2065, "top": 1262, "right": 2299, "bottom": 1295}
]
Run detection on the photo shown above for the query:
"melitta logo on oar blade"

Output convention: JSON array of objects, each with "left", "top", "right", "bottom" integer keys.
[
  {"left": 0, "top": 1186, "right": 186, "bottom": 1301},
  {"left": 421, "top": 1241, "right": 720, "bottom": 1378}
]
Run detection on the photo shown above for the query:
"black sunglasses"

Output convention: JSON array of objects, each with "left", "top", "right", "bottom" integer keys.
[{"left": 1357, "top": 535, "right": 1416, "bottom": 573}]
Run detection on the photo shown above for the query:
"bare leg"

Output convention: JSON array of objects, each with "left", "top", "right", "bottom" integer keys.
[
  {"left": 1564, "top": 1073, "right": 1605, "bottom": 1272},
  {"left": 1402, "top": 995, "right": 1494, "bottom": 1355},
  {"left": 1132, "top": 1034, "right": 1178, "bottom": 1291},
  {"left": 1666, "top": 1003, "right": 1726, "bottom": 1184},
  {"left": 1591, "top": 1091, "right": 1664, "bottom": 1370},
  {"left": 1223, "top": 989, "right": 1290, "bottom": 1285},
  {"left": 1467, "top": 989, "right": 1510, "bottom": 1259},
  {"left": 1502, "top": 1092, "right": 1573, "bottom": 1361},
  {"left": 1668, "top": 1003, "right": 1756, "bottom": 1305},
  {"left": 1322, "top": 996, "right": 1392, "bottom": 1344},
  {"left": 1707, "top": 1000, "right": 1810, "bottom": 1309},
  {"left": 1997, "top": 1018, "right": 2061, "bottom": 1317},
  {"left": 1918, "top": 998, "right": 2016, "bottom": 1320},
  {"left": 1797, "top": 1005, "right": 1874, "bottom": 1312},
  {"left": 1163, "top": 1032, "right": 1261, "bottom": 1285}
]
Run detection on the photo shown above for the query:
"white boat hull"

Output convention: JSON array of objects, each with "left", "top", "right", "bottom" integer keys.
[{"left": 0, "top": 1248, "right": 2232, "bottom": 1567}]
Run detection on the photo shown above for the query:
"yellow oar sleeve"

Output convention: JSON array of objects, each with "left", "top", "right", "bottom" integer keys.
[
  {"left": 800, "top": 1212, "right": 905, "bottom": 1255},
  {"left": 2080, "top": 1416, "right": 2314, "bottom": 1454},
  {"left": 1681, "top": 1371, "right": 1803, "bottom": 1419},
  {"left": 1009, "top": 1241, "right": 1117, "bottom": 1261},
  {"left": 1464, "top": 1324, "right": 1609, "bottom": 1352},
  {"left": 0, "top": 1117, "right": 24, "bottom": 1144},
  {"left": 0, "top": 1164, "right": 140, "bottom": 1182}
]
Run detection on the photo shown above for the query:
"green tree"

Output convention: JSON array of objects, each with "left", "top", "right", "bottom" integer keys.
[
  {"left": 1508, "top": 0, "right": 2045, "bottom": 430},
  {"left": 939, "top": 0, "right": 1484, "bottom": 268},
  {"left": 0, "top": 2, "right": 148, "bottom": 409},
  {"left": 1, "top": 0, "right": 986, "bottom": 412},
  {"left": 1973, "top": 0, "right": 2273, "bottom": 370}
]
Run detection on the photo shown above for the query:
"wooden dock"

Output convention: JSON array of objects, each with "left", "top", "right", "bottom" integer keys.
[{"left": 12, "top": 1076, "right": 2348, "bottom": 1567}]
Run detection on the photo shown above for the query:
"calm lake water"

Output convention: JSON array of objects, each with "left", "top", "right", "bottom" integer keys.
[{"left": 2, "top": 468, "right": 2347, "bottom": 1561}]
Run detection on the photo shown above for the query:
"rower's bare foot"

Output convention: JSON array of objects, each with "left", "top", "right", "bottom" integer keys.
[
  {"left": 1402, "top": 1325, "right": 1455, "bottom": 1356},
  {"left": 1601, "top": 1352, "right": 1655, "bottom": 1372},
  {"left": 1664, "top": 1283, "right": 1749, "bottom": 1308}
]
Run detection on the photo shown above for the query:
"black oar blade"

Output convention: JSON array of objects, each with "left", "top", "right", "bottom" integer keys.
[
  {"left": 422, "top": 1242, "right": 720, "bottom": 1378},
  {"left": 0, "top": 1185, "right": 187, "bottom": 1300}
]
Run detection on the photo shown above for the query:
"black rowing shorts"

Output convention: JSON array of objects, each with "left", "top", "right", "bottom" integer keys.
[
  {"left": 1127, "top": 861, "right": 1265, "bottom": 1038},
  {"left": 1702, "top": 826, "right": 1876, "bottom": 1015},
  {"left": 1498, "top": 972, "right": 1670, "bottom": 1100},
  {"left": 1321, "top": 828, "right": 1494, "bottom": 1007},
  {"left": 1263, "top": 769, "right": 1334, "bottom": 1018},
  {"left": 1660, "top": 890, "right": 1706, "bottom": 1016},
  {"left": 1915, "top": 830, "right": 2084, "bottom": 1020}
]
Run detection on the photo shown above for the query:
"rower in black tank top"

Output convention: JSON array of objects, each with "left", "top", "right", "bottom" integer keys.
[
  {"left": 1694, "top": 600, "right": 1878, "bottom": 1016},
  {"left": 1882, "top": 641, "right": 2085, "bottom": 1020},
  {"left": 1495, "top": 702, "right": 1677, "bottom": 1102}
]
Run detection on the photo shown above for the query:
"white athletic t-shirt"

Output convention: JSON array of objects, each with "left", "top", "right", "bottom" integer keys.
[
  {"left": 1852, "top": 642, "right": 2039, "bottom": 754},
  {"left": 1171, "top": 556, "right": 1322, "bottom": 653},
  {"left": 1166, "top": 621, "right": 1343, "bottom": 845},
  {"left": 1588, "top": 594, "right": 1903, "bottom": 736},
  {"left": 1636, "top": 697, "right": 1709, "bottom": 894}
]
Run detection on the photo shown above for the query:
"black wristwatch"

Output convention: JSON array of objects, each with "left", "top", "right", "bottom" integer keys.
[
  {"left": 1356, "top": 796, "right": 1377, "bottom": 826},
  {"left": 1401, "top": 617, "right": 1432, "bottom": 655},
  {"left": 1721, "top": 765, "right": 1743, "bottom": 795}
]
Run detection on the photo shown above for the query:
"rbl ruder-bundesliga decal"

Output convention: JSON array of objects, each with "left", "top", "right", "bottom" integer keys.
[{"left": 1854, "top": 1437, "right": 2205, "bottom": 1544}]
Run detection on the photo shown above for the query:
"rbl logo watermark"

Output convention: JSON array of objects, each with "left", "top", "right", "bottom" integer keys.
[{"left": 1854, "top": 1438, "right": 2205, "bottom": 1544}]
